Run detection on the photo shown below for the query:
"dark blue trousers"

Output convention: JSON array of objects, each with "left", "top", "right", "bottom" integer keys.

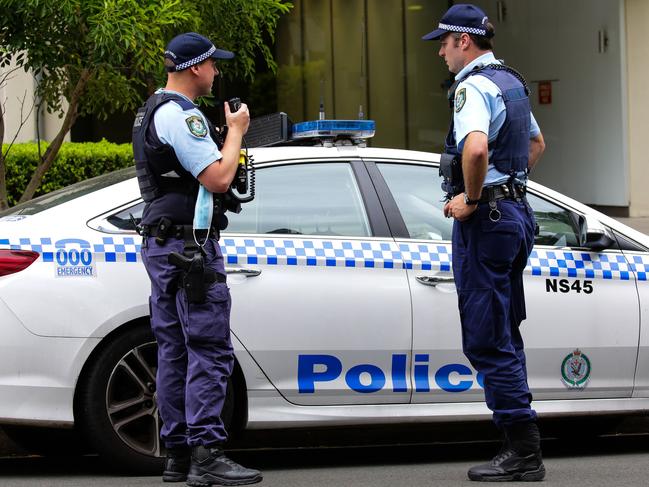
[
  {"left": 452, "top": 198, "right": 536, "bottom": 427},
  {"left": 141, "top": 237, "right": 233, "bottom": 448}
]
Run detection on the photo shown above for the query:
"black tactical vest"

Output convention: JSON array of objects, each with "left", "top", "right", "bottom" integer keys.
[
  {"left": 132, "top": 92, "right": 219, "bottom": 226},
  {"left": 445, "top": 64, "right": 531, "bottom": 176}
]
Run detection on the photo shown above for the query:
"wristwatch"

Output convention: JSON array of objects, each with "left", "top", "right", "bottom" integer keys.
[{"left": 463, "top": 192, "right": 480, "bottom": 206}]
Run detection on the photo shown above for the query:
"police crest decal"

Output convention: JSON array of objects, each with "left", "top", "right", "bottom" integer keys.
[
  {"left": 455, "top": 88, "right": 466, "bottom": 113},
  {"left": 560, "top": 349, "right": 591, "bottom": 389},
  {"left": 186, "top": 115, "right": 207, "bottom": 138}
]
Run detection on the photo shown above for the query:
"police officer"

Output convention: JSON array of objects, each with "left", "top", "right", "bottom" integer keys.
[
  {"left": 423, "top": 4, "right": 546, "bottom": 482},
  {"left": 132, "top": 32, "right": 261, "bottom": 485}
]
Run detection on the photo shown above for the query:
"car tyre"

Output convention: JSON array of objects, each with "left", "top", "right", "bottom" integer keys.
[{"left": 76, "top": 323, "right": 236, "bottom": 474}]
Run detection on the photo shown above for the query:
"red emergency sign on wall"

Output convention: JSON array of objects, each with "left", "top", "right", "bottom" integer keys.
[{"left": 538, "top": 81, "right": 552, "bottom": 105}]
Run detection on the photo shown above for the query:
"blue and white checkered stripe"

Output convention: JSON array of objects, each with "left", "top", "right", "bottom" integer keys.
[
  {"left": 626, "top": 254, "right": 649, "bottom": 281},
  {"left": 92, "top": 237, "right": 141, "bottom": 263},
  {"left": 222, "top": 239, "right": 646, "bottom": 279},
  {"left": 2, "top": 236, "right": 649, "bottom": 280},
  {"left": 438, "top": 22, "right": 487, "bottom": 36},
  {"left": 528, "top": 249, "right": 640, "bottom": 281},
  {"left": 0, "top": 237, "right": 141, "bottom": 263},
  {"left": 220, "top": 238, "right": 438, "bottom": 270},
  {"left": 173, "top": 46, "right": 216, "bottom": 71}
]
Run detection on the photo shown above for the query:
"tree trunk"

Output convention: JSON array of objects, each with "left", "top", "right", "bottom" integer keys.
[
  {"left": 0, "top": 103, "right": 7, "bottom": 210},
  {"left": 18, "top": 68, "right": 91, "bottom": 204}
]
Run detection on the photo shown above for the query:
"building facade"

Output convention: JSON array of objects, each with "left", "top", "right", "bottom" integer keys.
[{"left": 2, "top": 0, "right": 649, "bottom": 216}]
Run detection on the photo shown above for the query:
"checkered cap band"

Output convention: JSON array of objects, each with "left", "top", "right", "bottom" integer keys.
[
  {"left": 173, "top": 45, "right": 216, "bottom": 71},
  {"left": 438, "top": 23, "right": 487, "bottom": 36}
]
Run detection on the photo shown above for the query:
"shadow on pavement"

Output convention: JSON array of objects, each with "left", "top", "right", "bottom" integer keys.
[{"left": 1, "top": 417, "right": 648, "bottom": 476}]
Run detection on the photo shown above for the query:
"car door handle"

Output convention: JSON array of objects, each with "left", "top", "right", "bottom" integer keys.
[
  {"left": 416, "top": 275, "right": 455, "bottom": 286},
  {"left": 225, "top": 268, "right": 262, "bottom": 277}
]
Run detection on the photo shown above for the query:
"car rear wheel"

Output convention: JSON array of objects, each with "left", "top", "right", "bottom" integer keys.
[{"left": 76, "top": 323, "right": 235, "bottom": 474}]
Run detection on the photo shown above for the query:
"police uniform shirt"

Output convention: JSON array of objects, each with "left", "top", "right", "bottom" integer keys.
[
  {"left": 153, "top": 89, "right": 222, "bottom": 178},
  {"left": 453, "top": 52, "right": 540, "bottom": 186}
]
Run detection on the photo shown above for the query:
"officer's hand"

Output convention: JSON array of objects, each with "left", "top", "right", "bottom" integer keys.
[
  {"left": 224, "top": 102, "right": 250, "bottom": 135},
  {"left": 444, "top": 193, "right": 477, "bottom": 222}
]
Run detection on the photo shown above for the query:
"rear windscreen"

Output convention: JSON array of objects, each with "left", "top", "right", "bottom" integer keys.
[{"left": 0, "top": 166, "right": 136, "bottom": 217}]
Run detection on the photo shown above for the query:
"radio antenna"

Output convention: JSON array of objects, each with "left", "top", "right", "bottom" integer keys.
[
  {"left": 319, "top": 78, "right": 326, "bottom": 120},
  {"left": 358, "top": 20, "right": 366, "bottom": 120}
]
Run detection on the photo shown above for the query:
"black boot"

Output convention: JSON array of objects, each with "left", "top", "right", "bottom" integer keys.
[
  {"left": 186, "top": 445, "right": 262, "bottom": 486},
  {"left": 162, "top": 446, "right": 191, "bottom": 482},
  {"left": 468, "top": 422, "right": 545, "bottom": 482}
]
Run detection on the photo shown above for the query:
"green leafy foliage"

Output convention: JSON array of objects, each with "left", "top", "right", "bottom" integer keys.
[
  {"left": 0, "top": 0, "right": 292, "bottom": 205},
  {"left": 0, "top": 0, "right": 291, "bottom": 120},
  {"left": 2, "top": 141, "right": 134, "bottom": 206},
  {"left": 193, "top": 0, "right": 292, "bottom": 81}
]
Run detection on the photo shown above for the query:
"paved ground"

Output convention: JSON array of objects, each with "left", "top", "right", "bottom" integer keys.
[{"left": 0, "top": 432, "right": 648, "bottom": 487}]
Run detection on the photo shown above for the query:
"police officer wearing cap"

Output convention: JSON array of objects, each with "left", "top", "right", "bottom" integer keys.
[
  {"left": 423, "top": 4, "right": 546, "bottom": 482},
  {"left": 132, "top": 32, "right": 262, "bottom": 485}
]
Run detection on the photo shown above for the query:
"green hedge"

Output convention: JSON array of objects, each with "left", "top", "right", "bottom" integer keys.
[{"left": 2, "top": 140, "right": 134, "bottom": 206}]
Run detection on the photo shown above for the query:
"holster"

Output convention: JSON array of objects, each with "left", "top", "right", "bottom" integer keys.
[
  {"left": 168, "top": 250, "right": 226, "bottom": 304},
  {"left": 439, "top": 153, "right": 464, "bottom": 197}
]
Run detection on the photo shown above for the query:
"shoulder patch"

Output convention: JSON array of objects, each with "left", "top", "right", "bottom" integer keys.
[
  {"left": 455, "top": 87, "right": 467, "bottom": 113},
  {"left": 185, "top": 115, "right": 207, "bottom": 138}
]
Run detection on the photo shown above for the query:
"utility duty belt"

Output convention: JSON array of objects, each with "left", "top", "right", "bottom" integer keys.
[
  {"left": 477, "top": 184, "right": 526, "bottom": 204},
  {"left": 141, "top": 218, "right": 219, "bottom": 245},
  {"left": 476, "top": 184, "right": 527, "bottom": 223},
  {"left": 439, "top": 153, "right": 527, "bottom": 204}
]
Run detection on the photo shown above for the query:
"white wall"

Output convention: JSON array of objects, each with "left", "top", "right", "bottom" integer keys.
[
  {"left": 1, "top": 61, "right": 37, "bottom": 143},
  {"left": 1, "top": 57, "right": 70, "bottom": 144},
  {"left": 626, "top": 0, "right": 649, "bottom": 216}
]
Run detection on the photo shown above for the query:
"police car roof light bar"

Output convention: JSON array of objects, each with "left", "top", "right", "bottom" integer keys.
[
  {"left": 291, "top": 119, "right": 375, "bottom": 140},
  {"left": 243, "top": 114, "right": 376, "bottom": 147}
]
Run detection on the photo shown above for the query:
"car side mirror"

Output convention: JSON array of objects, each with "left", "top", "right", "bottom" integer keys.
[{"left": 578, "top": 215, "right": 615, "bottom": 250}]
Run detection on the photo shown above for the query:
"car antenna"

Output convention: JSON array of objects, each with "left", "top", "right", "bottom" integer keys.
[
  {"left": 319, "top": 78, "right": 326, "bottom": 120},
  {"left": 128, "top": 213, "right": 142, "bottom": 236},
  {"left": 358, "top": 20, "right": 366, "bottom": 120}
]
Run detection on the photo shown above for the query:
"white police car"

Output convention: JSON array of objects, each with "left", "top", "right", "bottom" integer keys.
[{"left": 1, "top": 121, "right": 649, "bottom": 471}]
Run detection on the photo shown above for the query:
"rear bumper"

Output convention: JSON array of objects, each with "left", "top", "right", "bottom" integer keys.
[{"left": 0, "top": 297, "right": 99, "bottom": 426}]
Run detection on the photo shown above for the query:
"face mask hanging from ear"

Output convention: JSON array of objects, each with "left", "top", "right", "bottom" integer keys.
[{"left": 193, "top": 185, "right": 214, "bottom": 232}]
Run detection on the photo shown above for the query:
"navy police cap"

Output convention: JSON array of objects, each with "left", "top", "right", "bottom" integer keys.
[
  {"left": 164, "top": 32, "right": 234, "bottom": 72},
  {"left": 422, "top": 4, "right": 493, "bottom": 41}
]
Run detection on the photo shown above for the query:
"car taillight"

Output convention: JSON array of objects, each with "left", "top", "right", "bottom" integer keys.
[{"left": 0, "top": 250, "right": 40, "bottom": 277}]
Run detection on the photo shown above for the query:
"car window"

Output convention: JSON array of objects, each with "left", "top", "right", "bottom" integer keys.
[
  {"left": 0, "top": 166, "right": 136, "bottom": 217},
  {"left": 376, "top": 162, "right": 583, "bottom": 247},
  {"left": 226, "top": 162, "right": 371, "bottom": 237},
  {"left": 526, "top": 192, "right": 580, "bottom": 247},
  {"left": 376, "top": 162, "right": 452, "bottom": 241},
  {"left": 107, "top": 202, "right": 145, "bottom": 230}
]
